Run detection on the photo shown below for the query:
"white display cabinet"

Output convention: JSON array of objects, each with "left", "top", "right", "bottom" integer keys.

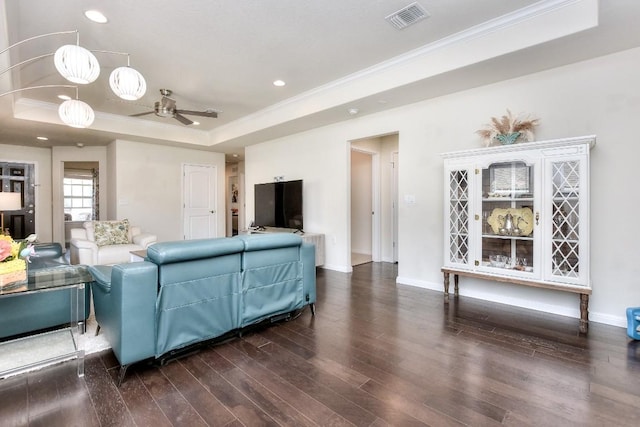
[{"left": 441, "top": 136, "right": 595, "bottom": 332}]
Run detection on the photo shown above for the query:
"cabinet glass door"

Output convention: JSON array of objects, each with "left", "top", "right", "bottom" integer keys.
[
  {"left": 446, "top": 168, "right": 470, "bottom": 265},
  {"left": 480, "top": 161, "right": 536, "bottom": 275},
  {"left": 549, "top": 159, "right": 582, "bottom": 281}
]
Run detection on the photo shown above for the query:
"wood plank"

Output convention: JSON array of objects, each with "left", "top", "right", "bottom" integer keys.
[
  {"left": 3, "top": 262, "right": 640, "bottom": 426},
  {"left": 137, "top": 364, "right": 209, "bottom": 427}
]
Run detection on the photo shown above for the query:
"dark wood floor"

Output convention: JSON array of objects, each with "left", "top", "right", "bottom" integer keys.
[{"left": 2, "top": 262, "right": 640, "bottom": 426}]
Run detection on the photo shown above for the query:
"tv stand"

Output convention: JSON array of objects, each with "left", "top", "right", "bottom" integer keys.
[{"left": 245, "top": 227, "right": 324, "bottom": 266}]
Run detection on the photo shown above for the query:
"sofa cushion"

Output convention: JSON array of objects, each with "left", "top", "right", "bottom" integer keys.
[
  {"left": 97, "top": 243, "right": 143, "bottom": 265},
  {"left": 93, "top": 219, "right": 131, "bottom": 247}
]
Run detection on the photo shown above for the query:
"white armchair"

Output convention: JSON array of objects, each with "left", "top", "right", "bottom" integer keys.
[{"left": 70, "top": 220, "right": 157, "bottom": 266}]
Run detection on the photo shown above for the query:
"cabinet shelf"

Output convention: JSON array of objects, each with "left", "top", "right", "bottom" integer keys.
[
  {"left": 551, "top": 238, "right": 579, "bottom": 244},
  {"left": 482, "top": 234, "right": 533, "bottom": 241},
  {"left": 483, "top": 197, "right": 534, "bottom": 202},
  {"left": 553, "top": 196, "right": 580, "bottom": 202}
]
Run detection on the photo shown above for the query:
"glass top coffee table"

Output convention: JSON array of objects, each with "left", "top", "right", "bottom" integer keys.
[{"left": 0, "top": 265, "right": 92, "bottom": 379}]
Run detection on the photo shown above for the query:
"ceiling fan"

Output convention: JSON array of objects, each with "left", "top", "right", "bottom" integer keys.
[{"left": 131, "top": 89, "right": 218, "bottom": 125}]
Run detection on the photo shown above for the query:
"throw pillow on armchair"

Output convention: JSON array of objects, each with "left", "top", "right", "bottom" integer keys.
[{"left": 70, "top": 220, "right": 157, "bottom": 266}]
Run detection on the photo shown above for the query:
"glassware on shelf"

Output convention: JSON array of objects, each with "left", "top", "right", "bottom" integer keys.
[
  {"left": 489, "top": 255, "right": 508, "bottom": 268},
  {"left": 482, "top": 211, "right": 490, "bottom": 234}
]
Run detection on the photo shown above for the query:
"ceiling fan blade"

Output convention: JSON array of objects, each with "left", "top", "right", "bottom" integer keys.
[
  {"left": 174, "top": 113, "right": 194, "bottom": 125},
  {"left": 130, "top": 111, "right": 155, "bottom": 117},
  {"left": 176, "top": 109, "right": 218, "bottom": 118}
]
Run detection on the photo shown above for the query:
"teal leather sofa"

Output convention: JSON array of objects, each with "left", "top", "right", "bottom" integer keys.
[
  {"left": 88, "top": 233, "right": 316, "bottom": 384},
  {"left": 0, "top": 243, "right": 92, "bottom": 339}
]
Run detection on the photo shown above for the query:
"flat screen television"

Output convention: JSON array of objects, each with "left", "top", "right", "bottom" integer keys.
[{"left": 254, "top": 179, "right": 303, "bottom": 230}]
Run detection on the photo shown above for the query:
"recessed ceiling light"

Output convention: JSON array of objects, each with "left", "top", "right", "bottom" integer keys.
[
  {"left": 348, "top": 108, "right": 359, "bottom": 115},
  {"left": 273, "top": 80, "right": 286, "bottom": 87},
  {"left": 84, "top": 10, "right": 108, "bottom": 24},
  {"left": 192, "top": 121, "right": 200, "bottom": 126},
  {"left": 36, "top": 136, "right": 48, "bottom": 141},
  {"left": 58, "top": 94, "right": 71, "bottom": 100},
  {"left": 232, "top": 154, "right": 239, "bottom": 158}
]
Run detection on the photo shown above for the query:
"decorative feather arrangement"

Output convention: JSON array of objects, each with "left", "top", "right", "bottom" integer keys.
[{"left": 476, "top": 110, "right": 540, "bottom": 147}]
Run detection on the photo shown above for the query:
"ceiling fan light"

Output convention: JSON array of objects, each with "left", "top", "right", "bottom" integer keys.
[
  {"left": 110, "top": 66, "right": 147, "bottom": 100},
  {"left": 58, "top": 99, "right": 95, "bottom": 128},
  {"left": 54, "top": 44, "right": 100, "bottom": 84}
]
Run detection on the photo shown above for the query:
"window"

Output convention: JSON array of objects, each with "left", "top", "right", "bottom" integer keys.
[{"left": 64, "top": 174, "right": 95, "bottom": 221}]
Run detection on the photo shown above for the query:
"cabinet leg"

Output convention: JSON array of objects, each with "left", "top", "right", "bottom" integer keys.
[
  {"left": 443, "top": 272, "right": 450, "bottom": 303},
  {"left": 454, "top": 274, "right": 459, "bottom": 297},
  {"left": 579, "top": 294, "right": 589, "bottom": 333}
]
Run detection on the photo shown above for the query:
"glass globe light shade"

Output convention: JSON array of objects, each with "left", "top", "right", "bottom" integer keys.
[
  {"left": 109, "top": 66, "right": 147, "bottom": 100},
  {"left": 54, "top": 44, "right": 100, "bottom": 84},
  {"left": 58, "top": 99, "right": 95, "bottom": 128}
]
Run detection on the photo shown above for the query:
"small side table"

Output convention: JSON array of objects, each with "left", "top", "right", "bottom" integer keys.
[
  {"left": 130, "top": 249, "right": 147, "bottom": 262},
  {"left": 0, "top": 265, "right": 91, "bottom": 378}
]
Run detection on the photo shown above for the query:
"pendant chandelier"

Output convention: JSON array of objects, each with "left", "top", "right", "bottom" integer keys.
[
  {"left": 54, "top": 44, "right": 100, "bottom": 84},
  {"left": 109, "top": 57, "right": 147, "bottom": 101},
  {"left": 58, "top": 99, "right": 95, "bottom": 128},
  {"left": 0, "top": 30, "right": 147, "bottom": 128}
]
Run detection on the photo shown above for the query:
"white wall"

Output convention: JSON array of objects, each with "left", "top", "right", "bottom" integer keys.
[
  {"left": 0, "top": 144, "right": 52, "bottom": 242},
  {"left": 245, "top": 130, "right": 352, "bottom": 271},
  {"left": 244, "top": 46, "right": 640, "bottom": 327},
  {"left": 109, "top": 140, "right": 226, "bottom": 242}
]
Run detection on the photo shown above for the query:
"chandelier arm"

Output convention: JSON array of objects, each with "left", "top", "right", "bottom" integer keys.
[
  {"left": 90, "top": 50, "right": 134, "bottom": 67},
  {"left": 0, "top": 84, "right": 77, "bottom": 98},
  {"left": 91, "top": 50, "right": 130, "bottom": 57},
  {"left": 0, "top": 31, "right": 78, "bottom": 56},
  {"left": 0, "top": 53, "right": 55, "bottom": 77}
]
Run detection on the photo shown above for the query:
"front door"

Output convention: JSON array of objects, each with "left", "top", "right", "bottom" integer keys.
[
  {"left": 0, "top": 162, "right": 35, "bottom": 238},
  {"left": 183, "top": 164, "right": 217, "bottom": 240}
]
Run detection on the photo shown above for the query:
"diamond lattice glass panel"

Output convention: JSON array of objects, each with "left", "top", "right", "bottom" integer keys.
[
  {"left": 551, "top": 161, "right": 580, "bottom": 277},
  {"left": 448, "top": 170, "right": 469, "bottom": 263}
]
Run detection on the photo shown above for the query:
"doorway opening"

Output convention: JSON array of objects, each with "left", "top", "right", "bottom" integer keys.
[
  {"left": 349, "top": 132, "right": 399, "bottom": 268},
  {"left": 351, "top": 149, "right": 374, "bottom": 266},
  {"left": 0, "top": 161, "right": 35, "bottom": 239},
  {"left": 63, "top": 161, "right": 99, "bottom": 248}
]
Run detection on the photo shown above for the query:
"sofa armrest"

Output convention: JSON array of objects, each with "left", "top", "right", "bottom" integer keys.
[
  {"left": 90, "top": 262, "right": 158, "bottom": 367},
  {"left": 301, "top": 243, "right": 316, "bottom": 305},
  {"left": 89, "top": 265, "right": 112, "bottom": 293},
  {"left": 70, "top": 228, "right": 88, "bottom": 240},
  {"left": 132, "top": 233, "right": 157, "bottom": 249},
  {"left": 70, "top": 239, "right": 98, "bottom": 265},
  {"left": 32, "top": 243, "right": 64, "bottom": 258}
]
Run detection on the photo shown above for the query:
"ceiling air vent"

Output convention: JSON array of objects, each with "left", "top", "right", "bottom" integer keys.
[{"left": 385, "top": 2, "right": 430, "bottom": 30}]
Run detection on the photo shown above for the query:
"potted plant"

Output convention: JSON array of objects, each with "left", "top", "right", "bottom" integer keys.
[{"left": 476, "top": 109, "right": 540, "bottom": 147}]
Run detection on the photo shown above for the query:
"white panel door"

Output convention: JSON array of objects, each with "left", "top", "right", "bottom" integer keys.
[{"left": 183, "top": 164, "right": 217, "bottom": 240}]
